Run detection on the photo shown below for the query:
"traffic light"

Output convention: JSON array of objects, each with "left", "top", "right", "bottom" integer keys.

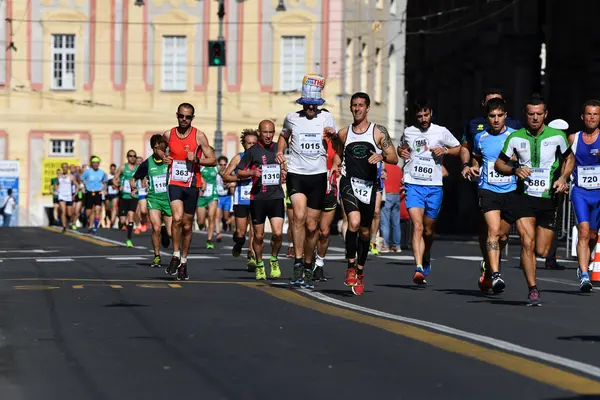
[{"left": 208, "top": 40, "right": 226, "bottom": 67}]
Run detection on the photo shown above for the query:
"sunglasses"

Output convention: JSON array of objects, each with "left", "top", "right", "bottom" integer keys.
[
  {"left": 177, "top": 113, "right": 194, "bottom": 121},
  {"left": 127, "top": 154, "right": 136, "bottom": 158}
]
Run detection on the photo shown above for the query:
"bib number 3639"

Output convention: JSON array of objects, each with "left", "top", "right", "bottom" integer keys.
[
  {"left": 526, "top": 168, "right": 550, "bottom": 194},
  {"left": 299, "top": 133, "right": 321, "bottom": 156},
  {"left": 262, "top": 164, "right": 280, "bottom": 186},
  {"left": 578, "top": 166, "right": 600, "bottom": 189},
  {"left": 171, "top": 160, "right": 191, "bottom": 182},
  {"left": 351, "top": 177, "right": 373, "bottom": 204}
]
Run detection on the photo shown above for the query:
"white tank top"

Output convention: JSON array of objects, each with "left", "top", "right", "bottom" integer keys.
[
  {"left": 57, "top": 174, "right": 72, "bottom": 199},
  {"left": 107, "top": 173, "right": 118, "bottom": 195}
]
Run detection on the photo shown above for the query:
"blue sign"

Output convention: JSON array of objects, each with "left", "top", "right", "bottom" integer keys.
[{"left": 0, "top": 161, "right": 20, "bottom": 227}]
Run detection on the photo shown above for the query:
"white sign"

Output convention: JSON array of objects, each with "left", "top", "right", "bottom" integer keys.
[{"left": 0, "top": 161, "right": 20, "bottom": 178}]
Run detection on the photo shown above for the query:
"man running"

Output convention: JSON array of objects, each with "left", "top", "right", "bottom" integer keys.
[
  {"left": 112, "top": 150, "right": 139, "bottom": 247},
  {"left": 569, "top": 100, "right": 600, "bottom": 292},
  {"left": 222, "top": 129, "right": 258, "bottom": 270},
  {"left": 105, "top": 163, "right": 119, "bottom": 229},
  {"left": 237, "top": 120, "right": 284, "bottom": 281},
  {"left": 132, "top": 134, "right": 172, "bottom": 268},
  {"left": 495, "top": 94, "right": 574, "bottom": 305},
  {"left": 275, "top": 74, "right": 337, "bottom": 285},
  {"left": 196, "top": 162, "right": 219, "bottom": 249},
  {"left": 56, "top": 163, "right": 76, "bottom": 233},
  {"left": 463, "top": 98, "right": 517, "bottom": 293},
  {"left": 162, "top": 103, "right": 216, "bottom": 281},
  {"left": 80, "top": 156, "right": 107, "bottom": 235},
  {"left": 327, "top": 92, "right": 398, "bottom": 295},
  {"left": 397, "top": 100, "right": 461, "bottom": 285}
]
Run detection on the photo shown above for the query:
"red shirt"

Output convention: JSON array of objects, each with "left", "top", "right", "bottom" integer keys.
[
  {"left": 383, "top": 164, "right": 402, "bottom": 194},
  {"left": 168, "top": 127, "right": 203, "bottom": 188}
]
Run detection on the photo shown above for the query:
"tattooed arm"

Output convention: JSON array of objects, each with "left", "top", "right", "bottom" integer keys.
[{"left": 375, "top": 124, "right": 399, "bottom": 165}]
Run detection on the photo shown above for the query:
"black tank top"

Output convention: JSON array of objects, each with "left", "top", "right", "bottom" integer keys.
[{"left": 342, "top": 122, "right": 382, "bottom": 181}]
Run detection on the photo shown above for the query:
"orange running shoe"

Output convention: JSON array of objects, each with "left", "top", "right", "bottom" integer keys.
[
  {"left": 134, "top": 227, "right": 141, "bottom": 235},
  {"left": 352, "top": 273, "right": 365, "bottom": 295},
  {"left": 412, "top": 266, "right": 426, "bottom": 285},
  {"left": 344, "top": 265, "right": 358, "bottom": 287},
  {"left": 478, "top": 261, "right": 492, "bottom": 292},
  {"left": 141, "top": 224, "right": 148, "bottom": 233}
]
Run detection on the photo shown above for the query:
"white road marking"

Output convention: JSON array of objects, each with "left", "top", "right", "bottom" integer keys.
[
  {"left": 537, "top": 277, "right": 581, "bottom": 288},
  {"left": 0, "top": 249, "right": 58, "bottom": 254},
  {"left": 378, "top": 255, "right": 417, "bottom": 261},
  {"left": 511, "top": 257, "right": 578, "bottom": 264},
  {"left": 185, "top": 255, "right": 219, "bottom": 259},
  {"left": 299, "top": 288, "right": 600, "bottom": 379},
  {"left": 107, "top": 257, "right": 147, "bottom": 261},
  {"left": 447, "top": 256, "right": 484, "bottom": 261},
  {"left": 0, "top": 254, "right": 149, "bottom": 261},
  {"left": 36, "top": 258, "right": 74, "bottom": 263}
]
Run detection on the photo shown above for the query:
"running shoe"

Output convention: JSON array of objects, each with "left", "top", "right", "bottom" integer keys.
[
  {"left": 269, "top": 259, "right": 281, "bottom": 279},
  {"left": 313, "top": 266, "right": 327, "bottom": 282},
  {"left": 141, "top": 224, "right": 148, "bottom": 233},
  {"left": 352, "top": 273, "right": 365, "bottom": 296},
  {"left": 478, "top": 261, "right": 492, "bottom": 292},
  {"left": 370, "top": 242, "right": 379, "bottom": 255},
  {"left": 216, "top": 234, "right": 222, "bottom": 243},
  {"left": 247, "top": 255, "right": 257, "bottom": 273},
  {"left": 491, "top": 272, "right": 505, "bottom": 294},
  {"left": 412, "top": 266, "right": 426, "bottom": 285},
  {"left": 126, "top": 239, "right": 133, "bottom": 248},
  {"left": 286, "top": 247, "right": 294, "bottom": 258},
  {"left": 303, "top": 268, "right": 314, "bottom": 289},
  {"left": 151, "top": 255, "right": 161, "bottom": 268},
  {"left": 255, "top": 265, "right": 267, "bottom": 280},
  {"left": 166, "top": 256, "right": 180, "bottom": 275},
  {"left": 160, "top": 225, "right": 170, "bottom": 248},
  {"left": 290, "top": 262, "right": 304, "bottom": 285},
  {"left": 62, "top": 227, "right": 66, "bottom": 234},
  {"left": 206, "top": 241, "right": 214, "bottom": 250},
  {"left": 135, "top": 227, "right": 141, "bottom": 235},
  {"left": 177, "top": 263, "right": 189, "bottom": 281},
  {"left": 527, "top": 287, "right": 541, "bottom": 306},
  {"left": 422, "top": 256, "right": 432, "bottom": 277},
  {"left": 344, "top": 265, "right": 358, "bottom": 287},
  {"left": 580, "top": 273, "right": 593, "bottom": 293},
  {"left": 232, "top": 241, "right": 243, "bottom": 257}
]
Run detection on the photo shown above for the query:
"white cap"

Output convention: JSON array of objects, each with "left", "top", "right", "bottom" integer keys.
[{"left": 548, "top": 119, "right": 569, "bottom": 130}]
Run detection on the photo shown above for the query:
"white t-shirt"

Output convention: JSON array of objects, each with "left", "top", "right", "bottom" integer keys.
[
  {"left": 402, "top": 123, "right": 459, "bottom": 186},
  {"left": 3, "top": 196, "right": 16, "bottom": 215},
  {"left": 283, "top": 110, "right": 337, "bottom": 175}
]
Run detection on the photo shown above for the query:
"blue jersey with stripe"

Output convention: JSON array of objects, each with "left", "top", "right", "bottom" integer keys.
[
  {"left": 572, "top": 131, "right": 600, "bottom": 190},
  {"left": 473, "top": 127, "right": 516, "bottom": 193},
  {"left": 234, "top": 152, "right": 252, "bottom": 205}
]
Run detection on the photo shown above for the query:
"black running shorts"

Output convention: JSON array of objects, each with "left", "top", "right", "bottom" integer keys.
[
  {"left": 513, "top": 194, "right": 558, "bottom": 230},
  {"left": 84, "top": 191, "right": 103, "bottom": 210},
  {"left": 286, "top": 172, "right": 327, "bottom": 210},
  {"left": 168, "top": 185, "right": 199, "bottom": 215},
  {"left": 339, "top": 176, "right": 376, "bottom": 228},
  {"left": 478, "top": 189, "right": 517, "bottom": 224},
  {"left": 119, "top": 198, "right": 139, "bottom": 216},
  {"left": 234, "top": 204, "right": 250, "bottom": 219},
  {"left": 323, "top": 192, "right": 338, "bottom": 211},
  {"left": 250, "top": 199, "right": 285, "bottom": 225}
]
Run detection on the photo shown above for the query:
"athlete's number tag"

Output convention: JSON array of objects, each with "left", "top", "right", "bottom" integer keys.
[
  {"left": 527, "top": 168, "right": 550, "bottom": 194},
  {"left": 203, "top": 183, "right": 214, "bottom": 197},
  {"left": 138, "top": 182, "right": 147, "bottom": 196},
  {"left": 411, "top": 157, "right": 435, "bottom": 181},
  {"left": 578, "top": 166, "right": 600, "bottom": 189},
  {"left": 123, "top": 180, "right": 131, "bottom": 194},
  {"left": 351, "top": 177, "right": 374, "bottom": 204},
  {"left": 154, "top": 175, "right": 167, "bottom": 193},
  {"left": 299, "top": 133, "right": 321, "bottom": 155},
  {"left": 241, "top": 180, "right": 252, "bottom": 200},
  {"left": 172, "top": 160, "right": 191, "bottom": 182},
  {"left": 262, "top": 164, "right": 280, "bottom": 186},
  {"left": 487, "top": 161, "right": 512, "bottom": 184}
]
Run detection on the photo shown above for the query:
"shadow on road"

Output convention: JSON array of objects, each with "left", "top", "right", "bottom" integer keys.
[
  {"left": 556, "top": 335, "right": 600, "bottom": 342},
  {"left": 466, "top": 299, "right": 529, "bottom": 306},
  {"left": 374, "top": 283, "right": 428, "bottom": 291}
]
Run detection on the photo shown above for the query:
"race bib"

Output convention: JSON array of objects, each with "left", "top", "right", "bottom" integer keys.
[
  {"left": 351, "top": 177, "right": 373, "bottom": 204},
  {"left": 171, "top": 160, "right": 191, "bottom": 182},
  {"left": 203, "top": 183, "right": 214, "bottom": 197},
  {"left": 137, "top": 181, "right": 147, "bottom": 196},
  {"left": 240, "top": 180, "right": 252, "bottom": 200},
  {"left": 153, "top": 174, "right": 167, "bottom": 193},
  {"left": 411, "top": 157, "right": 435, "bottom": 181},
  {"left": 578, "top": 166, "right": 600, "bottom": 189},
  {"left": 487, "top": 161, "right": 513, "bottom": 184},
  {"left": 123, "top": 180, "right": 131, "bottom": 194},
  {"left": 299, "top": 133, "right": 321, "bottom": 155},
  {"left": 262, "top": 164, "right": 280, "bottom": 186},
  {"left": 526, "top": 168, "right": 550, "bottom": 194}
]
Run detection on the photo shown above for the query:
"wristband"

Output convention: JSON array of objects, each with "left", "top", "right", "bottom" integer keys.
[
  {"left": 444, "top": 147, "right": 449, "bottom": 155},
  {"left": 462, "top": 162, "right": 470, "bottom": 169},
  {"left": 511, "top": 166, "right": 517, "bottom": 175}
]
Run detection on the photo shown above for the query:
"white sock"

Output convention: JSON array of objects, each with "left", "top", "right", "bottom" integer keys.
[
  {"left": 173, "top": 251, "right": 181, "bottom": 258},
  {"left": 315, "top": 255, "right": 325, "bottom": 267},
  {"left": 181, "top": 257, "right": 187, "bottom": 264}
]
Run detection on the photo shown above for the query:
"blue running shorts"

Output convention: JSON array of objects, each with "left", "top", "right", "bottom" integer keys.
[
  {"left": 405, "top": 183, "right": 443, "bottom": 219},
  {"left": 571, "top": 185, "right": 600, "bottom": 230}
]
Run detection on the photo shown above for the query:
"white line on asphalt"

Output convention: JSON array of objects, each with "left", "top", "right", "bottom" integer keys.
[
  {"left": 0, "top": 254, "right": 150, "bottom": 261},
  {"left": 537, "top": 277, "right": 580, "bottom": 288},
  {"left": 511, "top": 257, "right": 578, "bottom": 264},
  {"left": 378, "top": 255, "right": 417, "bottom": 261},
  {"left": 185, "top": 255, "right": 219, "bottom": 259},
  {"left": 35, "top": 258, "right": 74, "bottom": 262},
  {"left": 107, "top": 257, "right": 147, "bottom": 261},
  {"left": 0, "top": 250, "right": 59, "bottom": 254},
  {"left": 299, "top": 288, "right": 600, "bottom": 379}
]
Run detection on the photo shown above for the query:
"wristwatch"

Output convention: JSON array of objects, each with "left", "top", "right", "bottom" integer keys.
[{"left": 511, "top": 166, "right": 517, "bottom": 175}]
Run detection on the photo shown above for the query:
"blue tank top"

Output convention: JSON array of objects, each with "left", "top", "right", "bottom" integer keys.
[
  {"left": 572, "top": 131, "right": 600, "bottom": 190},
  {"left": 234, "top": 152, "right": 252, "bottom": 205}
]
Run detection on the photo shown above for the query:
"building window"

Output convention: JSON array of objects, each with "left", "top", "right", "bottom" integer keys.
[
  {"left": 390, "top": 0, "right": 397, "bottom": 15},
  {"left": 345, "top": 38, "right": 353, "bottom": 94},
  {"left": 51, "top": 34, "right": 76, "bottom": 90},
  {"left": 360, "top": 43, "right": 368, "bottom": 92},
  {"left": 376, "top": 0, "right": 383, "bottom": 9},
  {"left": 280, "top": 36, "right": 306, "bottom": 91},
  {"left": 162, "top": 36, "right": 187, "bottom": 91},
  {"left": 374, "top": 47, "right": 382, "bottom": 104},
  {"left": 50, "top": 139, "right": 75, "bottom": 157}
]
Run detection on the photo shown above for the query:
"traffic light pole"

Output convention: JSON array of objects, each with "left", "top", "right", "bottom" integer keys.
[{"left": 214, "top": 0, "right": 225, "bottom": 156}]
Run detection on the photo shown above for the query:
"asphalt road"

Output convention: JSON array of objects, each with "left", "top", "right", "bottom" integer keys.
[{"left": 0, "top": 226, "right": 599, "bottom": 400}]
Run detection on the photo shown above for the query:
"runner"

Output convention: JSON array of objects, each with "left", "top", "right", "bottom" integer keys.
[
  {"left": 79, "top": 156, "right": 107, "bottom": 235},
  {"left": 222, "top": 129, "right": 258, "bottom": 270},
  {"left": 215, "top": 156, "right": 232, "bottom": 242},
  {"left": 56, "top": 163, "right": 76, "bottom": 233},
  {"left": 495, "top": 94, "right": 574, "bottom": 305},
  {"left": 196, "top": 161, "right": 219, "bottom": 249},
  {"left": 132, "top": 134, "right": 172, "bottom": 268},
  {"left": 276, "top": 74, "right": 338, "bottom": 285},
  {"left": 112, "top": 150, "right": 139, "bottom": 247},
  {"left": 105, "top": 163, "right": 120, "bottom": 229},
  {"left": 370, "top": 163, "right": 384, "bottom": 255},
  {"left": 569, "top": 100, "right": 600, "bottom": 292},
  {"left": 285, "top": 191, "right": 294, "bottom": 258},
  {"left": 326, "top": 92, "right": 398, "bottom": 295},
  {"left": 397, "top": 100, "right": 461, "bottom": 285},
  {"left": 51, "top": 170, "right": 60, "bottom": 226},
  {"left": 237, "top": 120, "right": 284, "bottom": 281},
  {"left": 134, "top": 156, "right": 149, "bottom": 234},
  {"left": 162, "top": 103, "right": 216, "bottom": 280},
  {"left": 462, "top": 98, "right": 517, "bottom": 293}
]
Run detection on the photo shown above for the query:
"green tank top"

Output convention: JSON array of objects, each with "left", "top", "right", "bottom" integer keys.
[
  {"left": 147, "top": 157, "right": 169, "bottom": 199},
  {"left": 120, "top": 164, "right": 138, "bottom": 199},
  {"left": 201, "top": 166, "right": 218, "bottom": 197}
]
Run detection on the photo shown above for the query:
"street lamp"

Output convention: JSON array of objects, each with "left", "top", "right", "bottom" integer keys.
[{"left": 276, "top": 0, "right": 286, "bottom": 12}]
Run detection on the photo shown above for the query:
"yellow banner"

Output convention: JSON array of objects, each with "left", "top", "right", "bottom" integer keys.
[{"left": 42, "top": 158, "right": 79, "bottom": 195}]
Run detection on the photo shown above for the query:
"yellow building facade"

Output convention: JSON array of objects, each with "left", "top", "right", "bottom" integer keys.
[{"left": 0, "top": 0, "right": 400, "bottom": 225}]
